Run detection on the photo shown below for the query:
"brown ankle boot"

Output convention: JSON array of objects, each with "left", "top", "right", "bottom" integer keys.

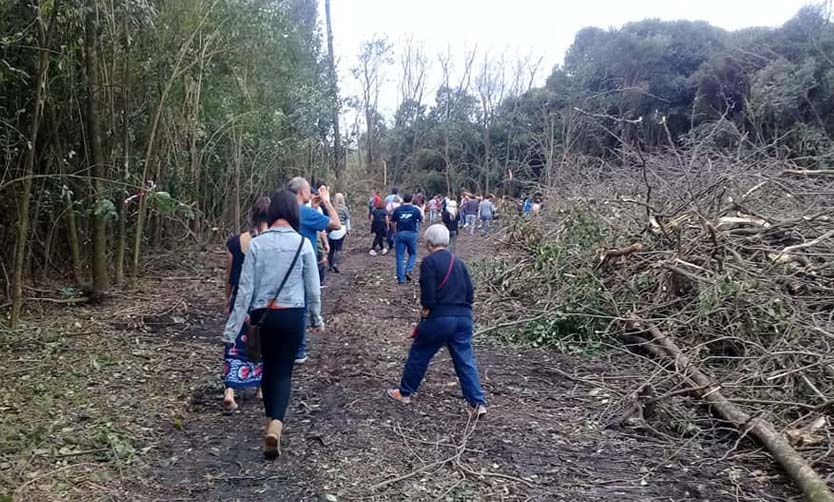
[{"left": 264, "top": 419, "right": 283, "bottom": 459}]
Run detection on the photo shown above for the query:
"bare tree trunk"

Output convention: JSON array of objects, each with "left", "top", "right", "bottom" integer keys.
[
  {"left": 86, "top": 0, "right": 110, "bottom": 293},
  {"left": 365, "top": 102, "right": 374, "bottom": 172},
  {"left": 232, "top": 125, "right": 242, "bottom": 234},
  {"left": 325, "top": 0, "right": 342, "bottom": 185},
  {"left": 132, "top": 5, "right": 213, "bottom": 276},
  {"left": 115, "top": 7, "right": 130, "bottom": 287},
  {"left": 443, "top": 129, "right": 453, "bottom": 195},
  {"left": 47, "top": 101, "right": 84, "bottom": 285},
  {"left": 11, "top": 0, "right": 53, "bottom": 328}
]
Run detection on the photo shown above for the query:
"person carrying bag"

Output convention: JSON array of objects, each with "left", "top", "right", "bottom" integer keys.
[
  {"left": 246, "top": 237, "right": 304, "bottom": 361},
  {"left": 411, "top": 252, "right": 455, "bottom": 338},
  {"left": 389, "top": 224, "right": 487, "bottom": 419},
  {"left": 223, "top": 189, "right": 323, "bottom": 459}
]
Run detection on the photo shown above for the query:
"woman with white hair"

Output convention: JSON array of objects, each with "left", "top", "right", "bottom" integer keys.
[
  {"left": 387, "top": 224, "right": 487, "bottom": 418},
  {"left": 441, "top": 199, "right": 460, "bottom": 252}
]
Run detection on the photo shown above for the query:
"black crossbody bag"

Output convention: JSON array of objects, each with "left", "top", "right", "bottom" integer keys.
[{"left": 247, "top": 237, "right": 305, "bottom": 361}]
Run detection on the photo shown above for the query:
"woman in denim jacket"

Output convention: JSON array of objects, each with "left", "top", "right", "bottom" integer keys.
[{"left": 223, "top": 189, "right": 324, "bottom": 459}]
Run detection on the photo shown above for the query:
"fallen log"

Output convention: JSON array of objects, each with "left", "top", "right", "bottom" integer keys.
[
  {"left": 626, "top": 316, "right": 834, "bottom": 502},
  {"left": 770, "top": 229, "right": 834, "bottom": 265},
  {"left": 781, "top": 169, "right": 834, "bottom": 177},
  {"left": 595, "top": 242, "right": 644, "bottom": 269}
]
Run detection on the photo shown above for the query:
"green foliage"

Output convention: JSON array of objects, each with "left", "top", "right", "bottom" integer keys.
[
  {"left": 474, "top": 208, "right": 612, "bottom": 353},
  {"left": 697, "top": 273, "right": 789, "bottom": 338},
  {"left": 94, "top": 423, "right": 136, "bottom": 463},
  {"left": 378, "top": 6, "right": 834, "bottom": 194},
  {"left": 0, "top": 0, "right": 332, "bottom": 294},
  {"left": 93, "top": 199, "right": 118, "bottom": 222}
]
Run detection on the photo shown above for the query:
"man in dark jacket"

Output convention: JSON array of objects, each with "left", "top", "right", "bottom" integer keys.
[{"left": 387, "top": 224, "right": 486, "bottom": 418}]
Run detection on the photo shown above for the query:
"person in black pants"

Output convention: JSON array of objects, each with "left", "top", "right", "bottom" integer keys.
[
  {"left": 370, "top": 199, "right": 389, "bottom": 255},
  {"left": 223, "top": 189, "right": 324, "bottom": 459},
  {"left": 441, "top": 199, "right": 460, "bottom": 253}
]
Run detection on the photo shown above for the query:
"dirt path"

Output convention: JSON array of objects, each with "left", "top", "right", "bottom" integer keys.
[{"left": 123, "top": 233, "right": 793, "bottom": 501}]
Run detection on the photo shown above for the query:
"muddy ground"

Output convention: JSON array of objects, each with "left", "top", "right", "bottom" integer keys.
[{"left": 2, "top": 231, "right": 798, "bottom": 501}]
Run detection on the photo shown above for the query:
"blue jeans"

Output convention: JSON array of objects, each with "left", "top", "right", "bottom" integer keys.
[
  {"left": 465, "top": 214, "right": 477, "bottom": 234},
  {"left": 296, "top": 311, "right": 308, "bottom": 359},
  {"left": 480, "top": 217, "right": 492, "bottom": 236},
  {"left": 395, "top": 231, "right": 418, "bottom": 283},
  {"left": 399, "top": 316, "right": 485, "bottom": 406}
]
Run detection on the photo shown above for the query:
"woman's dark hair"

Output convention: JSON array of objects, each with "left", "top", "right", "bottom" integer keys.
[
  {"left": 268, "top": 189, "right": 301, "bottom": 232},
  {"left": 251, "top": 196, "right": 271, "bottom": 229}
]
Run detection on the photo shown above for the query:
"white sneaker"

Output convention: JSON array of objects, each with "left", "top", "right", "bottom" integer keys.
[
  {"left": 369, "top": 250, "right": 378, "bottom": 256},
  {"left": 294, "top": 356, "right": 308, "bottom": 365},
  {"left": 382, "top": 248, "right": 389, "bottom": 255},
  {"left": 471, "top": 404, "right": 487, "bottom": 418}
]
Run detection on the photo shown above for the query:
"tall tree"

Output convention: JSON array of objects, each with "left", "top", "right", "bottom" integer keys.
[
  {"left": 85, "top": 0, "right": 110, "bottom": 292},
  {"left": 353, "top": 36, "right": 392, "bottom": 174},
  {"left": 10, "top": 0, "right": 55, "bottom": 328},
  {"left": 324, "top": 0, "right": 342, "bottom": 184}
]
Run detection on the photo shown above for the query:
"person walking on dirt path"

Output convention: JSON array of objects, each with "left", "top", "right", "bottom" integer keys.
[
  {"left": 413, "top": 190, "right": 425, "bottom": 209},
  {"left": 328, "top": 193, "right": 351, "bottom": 274},
  {"left": 384, "top": 187, "right": 402, "bottom": 254},
  {"left": 222, "top": 196, "right": 270, "bottom": 414},
  {"left": 370, "top": 198, "right": 389, "bottom": 256},
  {"left": 479, "top": 195, "right": 495, "bottom": 237},
  {"left": 464, "top": 196, "right": 479, "bottom": 234},
  {"left": 387, "top": 224, "right": 487, "bottom": 418},
  {"left": 368, "top": 190, "right": 380, "bottom": 219},
  {"left": 288, "top": 177, "right": 340, "bottom": 364},
  {"left": 223, "top": 189, "right": 324, "bottom": 459},
  {"left": 442, "top": 199, "right": 460, "bottom": 253},
  {"left": 391, "top": 192, "right": 423, "bottom": 284},
  {"left": 427, "top": 196, "right": 439, "bottom": 223}
]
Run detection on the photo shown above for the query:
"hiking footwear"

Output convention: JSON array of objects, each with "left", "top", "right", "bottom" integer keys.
[
  {"left": 405, "top": 273, "right": 413, "bottom": 282},
  {"left": 294, "top": 356, "right": 308, "bottom": 365},
  {"left": 386, "top": 388, "right": 411, "bottom": 404},
  {"left": 369, "top": 249, "right": 378, "bottom": 256},
  {"left": 264, "top": 419, "right": 283, "bottom": 459},
  {"left": 332, "top": 266, "right": 341, "bottom": 274},
  {"left": 470, "top": 404, "right": 487, "bottom": 419}
]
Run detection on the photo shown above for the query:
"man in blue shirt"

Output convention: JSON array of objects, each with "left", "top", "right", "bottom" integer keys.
[
  {"left": 390, "top": 192, "right": 423, "bottom": 284},
  {"left": 287, "top": 176, "right": 341, "bottom": 363},
  {"left": 288, "top": 177, "right": 340, "bottom": 245}
]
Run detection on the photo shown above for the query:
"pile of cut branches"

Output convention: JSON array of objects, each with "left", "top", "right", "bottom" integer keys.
[{"left": 475, "top": 151, "right": 834, "bottom": 499}]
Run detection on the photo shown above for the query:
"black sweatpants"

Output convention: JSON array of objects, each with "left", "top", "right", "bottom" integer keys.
[
  {"left": 372, "top": 231, "right": 386, "bottom": 251},
  {"left": 328, "top": 236, "right": 345, "bottom": 269},
  {"left": 251, "top": 308, "right": 305, "bottom": 422}
]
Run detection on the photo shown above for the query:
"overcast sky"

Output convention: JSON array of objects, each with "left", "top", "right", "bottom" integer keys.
[{"left": 324, "top": 0, "right": 813, "bottom": 121}]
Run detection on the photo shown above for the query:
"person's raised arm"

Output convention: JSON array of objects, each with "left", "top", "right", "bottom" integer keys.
[{"left": 318, "top": 186, "right": 341, "bottom": 230}]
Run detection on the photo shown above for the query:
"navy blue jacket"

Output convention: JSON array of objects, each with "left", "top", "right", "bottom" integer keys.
[
  {"left": 391, "top": 204, "right": 423, "bottom": 233},
  {"left": 420, "top": 250, "right": 473, "bottom": 317}
]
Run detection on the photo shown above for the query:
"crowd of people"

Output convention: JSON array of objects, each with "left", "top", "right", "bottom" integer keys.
[
  {"left": 221, "top": 178, "right": 494, "bottom": 459},
  {"left": 367, "top": 188, "right": 501, "bottom": 258}
]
